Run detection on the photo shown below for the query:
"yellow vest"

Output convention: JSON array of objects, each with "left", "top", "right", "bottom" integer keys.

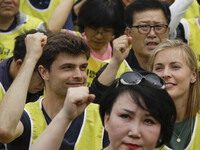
[
  {"left": 187, "top": 18, "right": 200, "bottom": 71},
  {"left": 101, "top": 59, "right": 133, "bottom": 79},
  {"left": 183, "top": 0, "right": 199, "bottom": 19},
  {"left": 24, "top": 98, "right": 104, "bottom": 150},
  {"left": 157, "top": 113, "right": 200, "bottom": 150},
  {"left": 0, "top": 15, "right": 44, "bottom": 62},
  {"left": 19, "top": 0, "right": 63, "bottom": 27},
  {"left": 86, "top": 55, "right": 105, "bottom": 87}
]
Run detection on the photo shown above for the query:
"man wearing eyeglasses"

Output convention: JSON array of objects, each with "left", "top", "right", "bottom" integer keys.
[{"left": 90, "top": 0, "right": 171, "bottom": 102}]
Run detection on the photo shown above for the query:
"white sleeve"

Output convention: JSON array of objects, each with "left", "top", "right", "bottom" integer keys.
[{"left": 169, "top": 0, "right": 194, "bottom": 34}]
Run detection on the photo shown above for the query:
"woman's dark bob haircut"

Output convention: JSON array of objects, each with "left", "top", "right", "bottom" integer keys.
[
  {"left": 100, "top": 71, "right": 176, "bottom": 148},
  {"left": 77, "top": 0, "right": 125, "bottom": 37}
]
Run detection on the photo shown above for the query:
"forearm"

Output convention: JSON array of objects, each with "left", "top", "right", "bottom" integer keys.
[
  {"left": 98, "top": 59, "right": 121, "bottom": 86},
  {"left": 0, "top": 58, "right": 37, "bottom": 141},
  {"left": 169, "top": 0, "right": 194, "bottom": 34},
  {"left": 47, "top": 0, "right": 75, "bottom": 32}
]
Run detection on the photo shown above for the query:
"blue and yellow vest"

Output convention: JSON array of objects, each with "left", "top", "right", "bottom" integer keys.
[
  {"left": 19, "top": 0, "right": 63, "bottom": 27},
  {"left": 158, "top": 113, "right": 200, "bottom": 150},
  {"left": 0, "top": 14, "right": 44, "bottom": 62},
  {"left": 24, "top": 98, "right": 104, "bottom": 150}
]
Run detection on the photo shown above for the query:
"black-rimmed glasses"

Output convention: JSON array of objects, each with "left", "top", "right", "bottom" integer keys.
[
  {"left": 118, "top": 71, "right": 165, "bottom": 90},
  {"left": 132, "top": 24, "right": 168, "bottom": 34},
  {"left": 87, "top": 27, "right": 114, "bottom": 37}
]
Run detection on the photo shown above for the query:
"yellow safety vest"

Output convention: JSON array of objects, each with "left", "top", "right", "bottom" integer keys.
[
  {"left": 24, "top": 98, "right": 104, "bottom": 150},
  {"left": 19, "top": 0, "right": 63, "bottom": 27},
  {"left": 187, "top": 18, "right": 200, "bottom": 71},
  {"left": 157, "top": 113, "right": 200, "bottom": 150},
  {"left": 0, "top": 15, "right": 44, "bottom": 62},
  {"left": 86, "top": 55, "right": 105, "bottom": 87},
  {"left": 183, "top": 0, "right": 199, "bottom": 19}
]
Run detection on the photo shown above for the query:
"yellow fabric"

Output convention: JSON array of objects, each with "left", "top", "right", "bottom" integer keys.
[
  {"left": 157, "top": 113, "right": 200, "bottom": 150},
  {"left": 0, "top": 83, "right": 5, "bottom": 103},
  {"left": 101, "top": 59, "right": 132, "bottom": 79},
  {"left": 116, "top": 60, "right": 132, "bottom": 78},
  {"left": 19, "top": 0, "right": 62, "bottom": 27},
  {"left": 25, "top": 98, "right": 104, "bottom": 149},
  {"left": 187, "top": 18, "right": 200, "bottom": 71},
  {"left": 24, "top": 98, "right": 47, "bottom": 144},
  {"left": 75, "top": 103, "right": 104, "bottom": 150},
  {"left": 0, "top": 16, "right": 44, "bottom": 62},
  {"left": 183, "top": 0, "right": 199, "bottom": 19},
  {"left": 86, "top": 55, "right": 104, "bottom": 87}
]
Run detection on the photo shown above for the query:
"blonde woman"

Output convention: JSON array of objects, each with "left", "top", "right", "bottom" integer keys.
[{"left": 149, "top": 39, "right": 200, "bottom": 150}]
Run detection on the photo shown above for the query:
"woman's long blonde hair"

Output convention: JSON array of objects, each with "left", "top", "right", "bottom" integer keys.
[{"left": 148, "top": 39, "right": 200, "bottom": 119}]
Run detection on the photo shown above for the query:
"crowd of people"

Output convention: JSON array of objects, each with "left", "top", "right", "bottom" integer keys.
[{"left": 0, "top": 0, "right": 199, "bottom": 150}]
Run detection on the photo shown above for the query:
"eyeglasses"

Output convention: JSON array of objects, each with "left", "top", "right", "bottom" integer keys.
[
  {"left": 118, "top": 71, "right": 165, "bottom": 90},
  {"left": 87, "top": 27, "right": 114, "bottom": 37},
  {"left": 132, "top": 24, "right": 168, "bottom": 34}
]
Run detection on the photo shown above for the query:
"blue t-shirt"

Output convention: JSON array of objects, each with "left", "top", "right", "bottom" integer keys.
[{"left": 0, "top": 57, "right": 13, "bottom": 92}]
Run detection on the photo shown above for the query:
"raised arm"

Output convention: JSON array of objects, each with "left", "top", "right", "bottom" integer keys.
[
  {"left": 98, "top": 35, "right": 132, "bottom": 86},
  {"left": 73, "top": 0, "right": 87, "bottom": 16},
  {"left": 0, "top": 33, "right": 47, "bottom": 143},
  {"left": 169, "top": 0, "right": 194, "bottom": 34},
  {"left": 47, "top": 0, "right": 75, "bottom": 32},
  {"left": 30, "top": 87, "right": 95, "bottom": 150}
]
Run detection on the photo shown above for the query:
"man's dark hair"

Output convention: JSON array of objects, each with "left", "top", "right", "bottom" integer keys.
[
  {"left": 38, "top": 32, "right": 90, "bottom": 71},
  {"left": 125, "top": 0, "right": 171, "bottom": 27}
]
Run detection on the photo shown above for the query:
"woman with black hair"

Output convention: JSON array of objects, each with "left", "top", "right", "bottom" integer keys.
[{"left": 100, "top": 71, "right": 176, "bottom": 150}]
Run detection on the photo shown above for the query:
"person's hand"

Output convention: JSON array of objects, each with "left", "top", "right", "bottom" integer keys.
[
  {"left": 62, "top": 87, "right": 95, "bottom": 121},
  {"left": 112, "top": 35, "right": 132, "bottom": 65},
  {"left": 25, "top": 32, "right": 47, "bottom": 61}
]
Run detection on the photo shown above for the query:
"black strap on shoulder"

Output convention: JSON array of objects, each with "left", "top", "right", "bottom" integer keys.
[{"left": 176, "top": 23, "right": 188, "bottom": 43}]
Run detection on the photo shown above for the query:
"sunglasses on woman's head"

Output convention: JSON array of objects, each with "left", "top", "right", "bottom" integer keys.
[{"left": 117, "top": 71, "right": 165, "bottom": 90}]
